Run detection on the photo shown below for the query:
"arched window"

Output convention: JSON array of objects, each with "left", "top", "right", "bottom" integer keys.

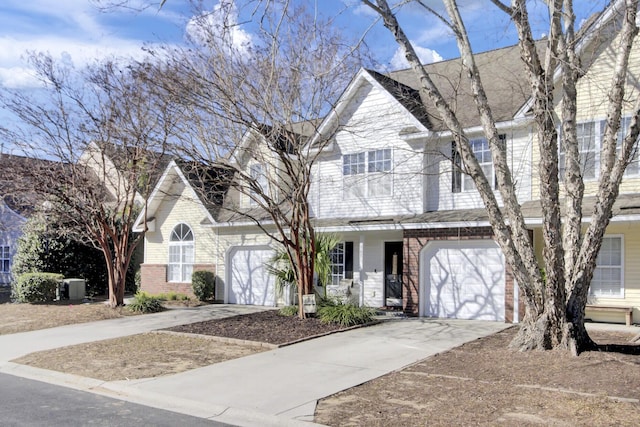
[{"left": 168, "top": 224, "right": 194, "bottom": 282}]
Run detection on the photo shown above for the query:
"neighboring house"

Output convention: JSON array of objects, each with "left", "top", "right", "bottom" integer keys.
[
  {"left": 0, "top": 198, "right": 27, "bottom": 286},
  {"left": 0, "top": 146, "right": 170, "bottom": 289},
  {"left": 136, "top": 1, "right": 640, "bottom": 324},
  {"left": 0, "top": 153, "right": 55, "bottom": 287}
]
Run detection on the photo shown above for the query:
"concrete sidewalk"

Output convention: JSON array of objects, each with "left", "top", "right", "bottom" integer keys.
[{"left": 0, "top": 305, "right": 511, "bottom": 426}]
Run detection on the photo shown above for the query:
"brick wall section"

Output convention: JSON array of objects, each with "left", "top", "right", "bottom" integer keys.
[
  {"left": 140, "top": 263, "right": 216, "bottom": 299},
  {"left": 402, "top": 227, "right": 514, "bottom": 323}
]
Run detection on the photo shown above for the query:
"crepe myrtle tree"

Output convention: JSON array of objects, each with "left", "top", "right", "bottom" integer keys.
[
  {"left": 142, "top": 1, "right": 369, "bottom": 318},
  {"left": 0, "top": 55, "right": 177, "bottom": 307},
  {"left": 364, "top": 0, "right": 640, "bottom": 354}
]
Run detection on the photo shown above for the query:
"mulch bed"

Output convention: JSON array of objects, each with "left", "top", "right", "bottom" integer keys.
[
  {"left": 315, "top": 327, "right": 640, "bottom": 426},
  {"left": 164, "top": 309, "right": 348, "bottom": 345}
]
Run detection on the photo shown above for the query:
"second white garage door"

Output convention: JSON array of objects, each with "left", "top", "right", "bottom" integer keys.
[
  {"left": 228, "top": 246, "right": 275, "bottom": 306},
  {"left": 421, "top": 240, "right": 505, "bottom": 321}
]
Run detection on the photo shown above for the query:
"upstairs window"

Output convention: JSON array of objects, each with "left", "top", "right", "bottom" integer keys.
[
  {"left": 560, "top": 118, "right": 640, "bottom": 180},
  {"left": 343, "top": 149, "right": 392, "bottom": 198},
  {"left": 0, "top": 246, "right": 9, "bottom": 273},
  {"left": 168, "top": 224, "right": 194, "bottom": 283},
  {"left": 249, "top": 163, "right": 268, "bottom": 206},
  {"left": 607, "top": 117, "right": 639, "bottom": 176},
  {"left": 452, "top": 135, "right": 502, "bottom": 193}
]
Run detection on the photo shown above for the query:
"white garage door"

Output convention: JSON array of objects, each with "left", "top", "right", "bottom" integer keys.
[
  {"left": 228, "top": 246, "right": 275, "bottom": 306},
  {"left": 422, "top": 240, "right": 505, "bottom": 321}
]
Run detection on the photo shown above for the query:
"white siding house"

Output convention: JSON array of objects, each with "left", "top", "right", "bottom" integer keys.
[{"left": 136, "top": 2, "right": 640, "bottom": 324}]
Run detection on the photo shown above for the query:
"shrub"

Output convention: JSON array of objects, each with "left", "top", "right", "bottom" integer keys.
[
  {"left": 133, "top": 269, "right": 142, "bottom": 293},
  {"left": 127, "top": 291, "right": 164, "bottom": 313},
  {"left": 153, "top": 292, "right": 190, "bottom": 301},
  {"left": 12, "top": 216, "right": 108, "bottom": 297},
  {"left": 317, "top": 302, "right": 375, "bottom": 327},
  {"left": 12, "top": 272, "right": 64, "bottom": 303},
  {"left": 278, "top": 305, "right": 299, "bottom": 317},
  {"left": 191, "top": 271, "right": 216, "bottom": 301}
]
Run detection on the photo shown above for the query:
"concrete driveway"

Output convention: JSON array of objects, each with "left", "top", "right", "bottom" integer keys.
[
  {"left": 0, "top": 305, "right": 510, "bottom": 426},
  {"left": 106, "top": 317, "right": 510, "bottom": 425}
]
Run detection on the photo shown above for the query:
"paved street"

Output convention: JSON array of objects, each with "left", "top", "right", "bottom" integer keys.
[{"left": 0, "top": 372, "right": 232, "bottom": 427}]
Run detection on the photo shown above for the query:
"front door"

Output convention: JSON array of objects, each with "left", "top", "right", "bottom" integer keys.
[{"left": 384, "top": 242, "right": 403, "bottom": 307}]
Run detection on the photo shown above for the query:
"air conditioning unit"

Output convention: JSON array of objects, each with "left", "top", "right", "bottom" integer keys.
[{"left": 63, "top": 278, "right": 86, "bottom": 300}]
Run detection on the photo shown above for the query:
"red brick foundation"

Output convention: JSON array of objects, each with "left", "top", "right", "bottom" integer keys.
[
  {"left": 140, "top": 264, "right": 216, "bottom": 299},
  {"left": 402, "top": 227, "right": 514, "bottom": 323}
]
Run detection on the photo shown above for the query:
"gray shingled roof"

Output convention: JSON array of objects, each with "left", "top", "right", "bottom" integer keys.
[{"left": 384, "top": 42, "right": 545, "bottom": 131}]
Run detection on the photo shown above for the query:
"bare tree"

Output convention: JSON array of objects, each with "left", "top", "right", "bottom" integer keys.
[
  {"left": 0, "top": 55, "right": 177, "bottom": 307},
  {"left": 363, "top": 0, "right": 640, "bottom": 353},
  {"left": 143, "top": 1, "right": 369, "bottom": 317}
]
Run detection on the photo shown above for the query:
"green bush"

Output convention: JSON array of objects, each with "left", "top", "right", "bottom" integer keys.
[
  {"left": 317, "top": 302, "right": 375, "bottom": 327},
  {"left": 133, "top": 269, "right": 142, "bottom": 293},
  {"left": 278, "top": 305, "right": 299, "bottom": 317},
  {"left": 127, "top": 291, "right": 164, "bottom": 313},
  {"left": 12, "top": 216, "right": 108, "bottom": 297},
  {"left": 153, "top": 292, "right": 190, "bottom": 301},
  {"left": 12, "top": 272, "right": 64, "bottom": 303},
  {"left": 191, "top": 271, "right": 216, "bottom": 301}
]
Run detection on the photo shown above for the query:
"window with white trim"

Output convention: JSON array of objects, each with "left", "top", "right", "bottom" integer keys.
[
  {"left": 168, "top": 224, "right": 194, "bottom": 282},
  {"left": 452, "top": 136, "right": 501, "bottom": 193},
  {"left": 249, "top": 163, "right": 268, "bottom": 206},
  {"left": 590, "top": 236, "right": 623, "bottom": 297},
  {"left": 608, "top": 117, "right": 640, "bottom": 176},
  {"left": 560, "top": 118, "right": 640, "bottom": 179},
  {"left": 329, "top": 243, "right": 345, "bottom": 286},
  {"left": 0, "top": 245, "right": 9, "bottom": 273},
  {"left": 343, "top": 149, "right": 392, "bottom": 198},
  {"left": 329, "top": 242, "right": 354, "bottom": 285}
]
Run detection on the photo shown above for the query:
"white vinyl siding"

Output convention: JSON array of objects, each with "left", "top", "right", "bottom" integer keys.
[
  {"left": 590, "top": 236, "right": 624, "bottom": 298},
  {"left": 168, "top": 224, "right": 194, "bottom": 283},
  {"left": 311, "top": 79, "right": 424, "bottom": 219}
]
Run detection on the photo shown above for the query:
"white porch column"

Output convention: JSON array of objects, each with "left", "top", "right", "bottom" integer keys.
[{"left": 358, "top": 234, "right": 364, "bottom": 307}]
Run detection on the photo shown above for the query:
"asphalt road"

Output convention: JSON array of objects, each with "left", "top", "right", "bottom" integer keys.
[{"left": 0, "top": 372, "right": 232, "bottom": 427}]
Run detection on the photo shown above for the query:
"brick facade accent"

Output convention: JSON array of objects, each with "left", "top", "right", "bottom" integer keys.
[
  {"left": 402, "top": 227, "right": 514, "bottom": 323},
  {"left": 140, "top": 263, "right": 216, "bottom": 299}
]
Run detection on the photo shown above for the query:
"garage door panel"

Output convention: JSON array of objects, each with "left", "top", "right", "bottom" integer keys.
[
  {"left": 423, "top": 241, "right": 505, "bottom": 321},
  {"left": 229, "top": 247, "right": 275, "bottom": 306}
]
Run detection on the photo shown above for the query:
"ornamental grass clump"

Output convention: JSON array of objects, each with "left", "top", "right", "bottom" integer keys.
[
  {"left": 278, "top": 305, "right": 299, "bottom": 317},
  {"left": 127, "top": 291, "right": 164, "bottom": 313},
  {"left": 317, "top": 300, "right": 375, "bottom": 327}
]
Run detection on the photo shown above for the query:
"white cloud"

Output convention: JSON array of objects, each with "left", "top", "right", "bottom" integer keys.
[
  {"left": 351, "top": 3, "right": 380, "bottom": 18},
  {"left": 0, "top": 1, "right": 184, "bottom": 89},
  {"left": 0, "top": 35, "right": 155, "bottom": 88},
  {"left": 185, "top": 0, "right": 252, "bottom": 55},
  {"left": 0, "top": 66, "right": 39, "bottom": 89},
  {"left": 1, "top": 0, "right": 105, "bottom": 39},
  {"left": 417, "top": 21, "right": 453, "bottom": 46},
  {"left": 390, "top": 44, "right": 443, "bottom": 70}
]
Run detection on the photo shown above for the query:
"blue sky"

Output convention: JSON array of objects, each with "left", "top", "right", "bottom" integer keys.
[{"left": 0, "top": 0, "right": 611, "bottom": 89}]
